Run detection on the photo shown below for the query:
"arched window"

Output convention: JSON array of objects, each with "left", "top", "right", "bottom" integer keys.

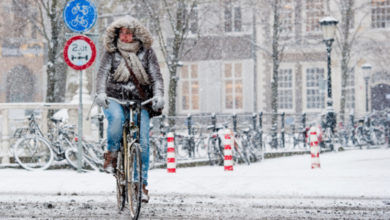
[{"left": 6, "top": 65, "right": 35, "bottom": 102}]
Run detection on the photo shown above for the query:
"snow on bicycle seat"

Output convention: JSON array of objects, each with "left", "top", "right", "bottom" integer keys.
[
  {"left": 50, "top": 117, "right": 62, "bottom": 124},
  {"left": 241, "top": 127, "right": 251, "bottom": 133}
]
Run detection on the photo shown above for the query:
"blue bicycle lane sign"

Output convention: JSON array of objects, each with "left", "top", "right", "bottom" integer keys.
[{"left": 63, "top": 0, "right": 97, "bottom": 33}]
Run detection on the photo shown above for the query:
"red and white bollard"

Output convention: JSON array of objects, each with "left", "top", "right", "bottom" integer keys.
[
  {"left": 308, "top": 126, "right": 321, "bottom": 169},
  {"left": 223, "top": 129, "right": 233, "bottom": 171},
  {"left": 166, "top": 132, "right": 176, "bottom": 173}
]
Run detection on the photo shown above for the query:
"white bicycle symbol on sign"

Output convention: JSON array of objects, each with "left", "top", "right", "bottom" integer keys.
[
  {"left": 71, "top": 3, "right": 89, "bottom": 15},
  {"left": 71, "top": 15, "right": 88, "bottom": 28}
]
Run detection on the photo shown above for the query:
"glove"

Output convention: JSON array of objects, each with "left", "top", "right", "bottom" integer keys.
[
  {"left": 152, "top": 96, "right": 164, "bottom": 111},
  {"left": 96, "top": 93, "right": 109, "bottom": 109}
]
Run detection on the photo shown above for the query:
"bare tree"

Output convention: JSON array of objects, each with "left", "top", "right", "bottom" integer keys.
[
  {"left": 138, "top": 0, "right": 199, "bottom": 119},
  {"left": 13, "top": 0, "right": 67, "bottom": 114},
  {"left": 270, "top": 0, "right": 282, "bottom": 127},
  {"left": 332, "top": 0, "right": 369, "bottom": 121}
]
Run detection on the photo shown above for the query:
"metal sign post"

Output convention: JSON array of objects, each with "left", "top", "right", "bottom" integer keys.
[
  {"left": 63, "top": 0, "right": 97, "bottom": 172},
  {"left": 63, "top": 35, "right": 96, "bottom": 172}
]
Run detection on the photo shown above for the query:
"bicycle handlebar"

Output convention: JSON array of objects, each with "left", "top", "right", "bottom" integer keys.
[{"left": 107, "top": 97, "right": 157, "bottom": 107}]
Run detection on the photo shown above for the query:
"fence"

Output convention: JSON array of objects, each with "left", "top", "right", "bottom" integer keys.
[
  {"left": 150, "top": 112, "right": 322, "bottom": 134},
  {"left": 149, "top": 111, "right": 375, "bottom": 151},
  {"left": 2, "top": 104, "right": 384, "bottom": 165}
]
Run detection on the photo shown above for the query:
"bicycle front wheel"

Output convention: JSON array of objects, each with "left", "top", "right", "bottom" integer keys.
[
  {"left": 116, "top": 152, "right": 126, "bottom": 211},
  {"left": 64, "top": 146, "right": 98, "bottom": 171},
  {"left": 14, "top": 136, "right": 53, "bottom": 171},
  {"left": 126, "top": 142, "right": 142, "bottom": 219}
]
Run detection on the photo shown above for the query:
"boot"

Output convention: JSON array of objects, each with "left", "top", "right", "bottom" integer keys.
[
  {"left": 103, "top": 151, "right": 118, "bottom": 173},
  {"left": 142, "top": 184, "right": 149, "bottom": 203}
]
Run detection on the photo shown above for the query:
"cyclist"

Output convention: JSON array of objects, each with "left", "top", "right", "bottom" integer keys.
[{"left": 95, "top": 16, "right": 164, "bottom": 203}]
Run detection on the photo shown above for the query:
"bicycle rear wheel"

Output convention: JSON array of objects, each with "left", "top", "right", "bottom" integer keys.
[
  {"left": 233, "top": 138, "right": 250, "bottom": 165},
  {"left": 64, "top": 147, "right": 80, "bottom": 170},
  {"left": 13, "top": 135, "right": 53, "bottom": 171},
  {"left": 126, "top": 142, "right": 142, "bottom": 219},
  {"left": 207, "top": 137, "right": 223, "bottom": 166}
]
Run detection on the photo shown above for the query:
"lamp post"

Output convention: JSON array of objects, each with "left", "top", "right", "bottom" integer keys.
[
  {"left": 362, "top": 63, "right": 372, "bottom": 113},
  {"left": 320, "top": 16, "right": 338, "bottom": 133}
]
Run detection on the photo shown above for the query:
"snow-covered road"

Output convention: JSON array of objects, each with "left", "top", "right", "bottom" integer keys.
[
  {"left": 1, "top": 193, "right": 389, "bottom": 219},
  {"left": 0, "top": 148, "right": 390, "bottom": 219}
]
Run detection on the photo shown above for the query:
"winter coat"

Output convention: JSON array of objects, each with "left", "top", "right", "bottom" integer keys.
[{"left": 95, "top": 16, "right": 164, "bottom": 116}]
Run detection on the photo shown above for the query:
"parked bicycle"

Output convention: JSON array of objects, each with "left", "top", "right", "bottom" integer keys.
[
  {"left": 206, "top": 113, "right": 226, "bottom": 166},
  {"left": 66, "top": 113, "right": 106, "bottom": 171},
  {"left": 353, "top": 115, "right": 385, "bottom": 147},
  {"left": 175, "top": 115, "right": 207, "bottom": 159},
  {"left": 149, "top": 115, "right": 172, "bottom": 169},
  {"left": 13, "top": 113, "right": 77, "bottom": 171}
]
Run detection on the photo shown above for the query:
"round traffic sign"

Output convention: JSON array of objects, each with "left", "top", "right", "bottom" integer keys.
[
  {"left": 63, "top": 0, "right": 97, "bottom": 33},
  {"left": 63, "top": 35, "right": 96, "bottom": 70}
]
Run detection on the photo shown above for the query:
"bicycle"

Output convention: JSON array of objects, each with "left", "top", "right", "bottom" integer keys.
[
  {"left": 71, "top": 14, "right": 88, "bottom": 28},
  {"left": 13, "top": 114, "right": 76, "bottom": 171},
  {"left": 231, "top": 114, "right": 252, "bottom": 165},
  {"left": 291, "top": 125, "right": 308, "bottom": 149},
  {"left": 175, "top": 120, "right": 207, "bottom": 159},
  {"left": 71, "top": 3, "right": 89, "bottom": 15},
  {"left": 353, "top": 116, "right": 385, "bottom": 148},
  {"left": 65, "top": 113, "right": 106, "bottom": 171},
  {"left": 206, "top": 113, "right": 225, "bottom": 166},
  {"left": 149, "top": 115, "right": 172, "bottom": 168},
  {"left": 108, "top": 97, "right": 154, "bottom": 219}
]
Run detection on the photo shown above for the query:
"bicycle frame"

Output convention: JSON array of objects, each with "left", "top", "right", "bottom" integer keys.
[{"left": 108, "top": 97, "right": 155, "bottom": 219}]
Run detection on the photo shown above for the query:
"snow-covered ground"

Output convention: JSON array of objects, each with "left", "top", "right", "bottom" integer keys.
[
  {"left": 1, "top": 148, "right": 390, "bottom": 219},
  {"left": 1, "top": 148, "right": 390, "bottom": 198}
]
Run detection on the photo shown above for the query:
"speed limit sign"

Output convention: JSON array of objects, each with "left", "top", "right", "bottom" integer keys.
[{"left": 63, "top": 35, "right": 96, "bottom": 70}]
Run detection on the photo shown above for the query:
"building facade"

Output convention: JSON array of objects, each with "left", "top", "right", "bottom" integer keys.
[
  {"left": 167, "top": 0, "right": 390, "bottom": 120},
  {"left": 1, "top": 0, "right": 389, "bottom": 120},
  {"left": 0, "top": 0, "right": 45, "bottom": 104}
]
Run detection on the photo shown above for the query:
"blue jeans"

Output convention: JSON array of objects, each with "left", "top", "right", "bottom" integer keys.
[{"left": 103, "top": 100, "right": 150, "bottom": 186}]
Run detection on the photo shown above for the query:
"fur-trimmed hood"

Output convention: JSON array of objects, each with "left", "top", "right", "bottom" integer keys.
[{"left": 103, "top": 16, "right": 153, "bottom": 53}]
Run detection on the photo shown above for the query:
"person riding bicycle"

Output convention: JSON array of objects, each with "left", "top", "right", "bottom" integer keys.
[{"left": 95, "top": 16, "right": 164, "bottom": 203}]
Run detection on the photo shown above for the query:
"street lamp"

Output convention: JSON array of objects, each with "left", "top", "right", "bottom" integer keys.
[
  {"left": 362, "top": 63, "right": 372, "bottom": 113},
  {"left": 319, "top": 16, "right": 338, "bottom": 133}
]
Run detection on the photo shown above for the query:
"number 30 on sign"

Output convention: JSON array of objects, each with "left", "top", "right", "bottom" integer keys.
[{"left": 64, "top": 35, "right": 96, "bottom": 70}]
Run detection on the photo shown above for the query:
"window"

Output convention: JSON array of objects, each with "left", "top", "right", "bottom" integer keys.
[
  {"left": 224, "top": 63, "right": 243, "bottom": 110},
  {"left": 181, "top": 64, "right": 199, "bottom": 111},
  {"left": 345, "top": 69, "right": 355, "bottom": 109},
  {"left": 371, "top": 0, "right": 390, "bottom": 28},
  {"left": 224, "top": 2, "right": 242, "bottom": 32},
  {"left": 278, "top": 69, "right": 293, "bottom": 110},
  {"left": 305, "top": 0, "right": 325, "bottom": 32},
  {"left": 306, "top": 68, "right": 325, "bottom": 109},
  {"left": 280, "top": 1, "right": 294, "bottom": 36}
]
